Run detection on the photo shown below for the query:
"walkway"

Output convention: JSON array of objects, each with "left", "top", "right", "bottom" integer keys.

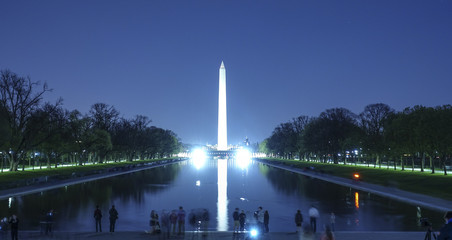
[
  {"left": 259, "top": 160, "right": 452, "bottom": 212},
  {"left": 4, "top": 231, "right": 427, "bottom": 240}
]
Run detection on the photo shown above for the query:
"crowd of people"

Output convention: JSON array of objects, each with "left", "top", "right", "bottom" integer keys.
[
  {"left": 294, "top": 206, "right": 334, "bottom": 240},
  {"left": 0, "top": 215, "right": 19, "bottom": 240},
  {"left": 148, "top": 206, "right": 187, "bottom": 237},
  {"left": 2, "top": 206, "right": 452, "bottom": 240}
]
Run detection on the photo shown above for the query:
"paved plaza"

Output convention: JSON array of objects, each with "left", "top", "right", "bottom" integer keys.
[{"left": 1, "top": 231, "right": 428, "bottom": 240}]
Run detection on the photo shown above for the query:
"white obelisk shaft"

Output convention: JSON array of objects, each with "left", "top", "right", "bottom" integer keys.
[{"left": 218, "top": 61, "right": 227, "bottom": 150}]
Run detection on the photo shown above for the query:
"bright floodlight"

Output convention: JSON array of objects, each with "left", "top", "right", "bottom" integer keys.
[
  {"left": 237, "top": 148, "right": 251, "bottom": 169},
  {"left": 191, "top": 149, "right": 206, "bottom": 169},
  {"left": 250, "top": 228, "right": 258, "bottom": 237}
]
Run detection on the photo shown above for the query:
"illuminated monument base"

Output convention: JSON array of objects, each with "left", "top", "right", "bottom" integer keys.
[{"left": 207, "top": 150, "right": 234, "bottom": 157}]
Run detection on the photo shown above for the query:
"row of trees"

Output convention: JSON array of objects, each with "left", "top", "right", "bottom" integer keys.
[
  {"left": 262, "top": 103, "right": 452, "bottom": 175},
  {"left": 0, "top": 70, "right": 183, "bottom": 171}
]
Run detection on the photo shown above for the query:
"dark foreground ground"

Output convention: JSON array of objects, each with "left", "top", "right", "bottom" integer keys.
[{"left": 0, "top": 231, "right": 428, "bottom": 240}]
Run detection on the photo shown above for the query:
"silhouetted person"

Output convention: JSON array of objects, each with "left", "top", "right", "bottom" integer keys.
[
  {"left": 189, "top": 213, "right": 196, "bottom": 230},
  {"left": 150, "top": 210, "right": 158, "bottom": 233},
  {"left": 109, "top": 205, "right": 118, "bottom": 232},
  {"left": 264, "top": 210, "right": 269, "bottom": 233},
  {"left": 170, "top": 210, "right": 177, "bottom": 235},
  {"left": 177, "top": 206, "right": 185, "bottom": 235},
  {"left": 154, "top": 213, "right": 161, "bottom": 234},
  {"left": 9, "top": 215, "right": 19, "bottom": 240},
  {"left": 239, "top": 210, "right": 246, "bottom": 232},
  {"left": 45, "top": 209, "right": 54, "bottom": 234},
  {"left": 438, "top": 211, "right": 452, "bottom": 240},
  {"left": 94, "top": 205, "right": 102, "bottom": 232},
  {"left": 233, "top": 208, "right": 240, "bottom": 233},
  {"left": 295, "top": 210, "right": 303, "bottom": 232},
  {"left": 202, "top": 210, "right": 209, "bottom": 235},
  {"left": 160, "top": 210, "right": 170, "bottom": 238}
]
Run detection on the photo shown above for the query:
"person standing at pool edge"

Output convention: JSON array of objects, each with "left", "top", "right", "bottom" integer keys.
[
  {"left": 295, "top": 210, "right": 303, "bottom": 232},
  {"left": 233, "top": 208, "right": 240, "bottom": 233},
  {"left": 309, "top": 206, "right": 319, "bottom": 233},
  {"left": 150, "top": 210, "right": 158, "bottom": 233},
  {"left": 239, "top": 210, "right": 246, "bottom": 232},
  {"left": 177, "top": 206, "right": 186, "bottom": 235},
  {"left": 9, "top": 214, "right": 19, "bottom": 240},
  {"left": 264, "top": 210, "right": 269, "bottom": 233},
  {"left": 45, "top": 209, "right": 54, "bottom": 234},
  {"left": 94, "top": 205, "right": 102, "bottom": 232},
  {"left": 170, "top": 210, "right": 177, "bottom": 236},
  {"left": 109, "top": 205, "right": 118, "bottom": 232}
]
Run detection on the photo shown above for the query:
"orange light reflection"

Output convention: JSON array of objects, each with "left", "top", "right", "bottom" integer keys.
[{"left": 355, "top": 192, "right": 359, "bottom": 209}]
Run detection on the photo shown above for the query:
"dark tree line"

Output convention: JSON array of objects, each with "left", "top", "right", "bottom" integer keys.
[
  {"left": 0, "top": 70, "right": 183, "bottom": 171},
  {"left": 263, "top": 103, "right": 452, "bottom": 175}
]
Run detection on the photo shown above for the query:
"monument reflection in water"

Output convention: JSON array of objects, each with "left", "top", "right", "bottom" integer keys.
[
  {"left": 0, "top": 156, "right": 445, "bottom": 232},
  {"left": 217, "top": 158, "right": 228, "bottom": 231}
]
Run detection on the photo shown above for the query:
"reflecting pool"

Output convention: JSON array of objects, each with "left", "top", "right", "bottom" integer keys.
[{"left": 0, "top": 159, "right": 444, "bottom": 232}]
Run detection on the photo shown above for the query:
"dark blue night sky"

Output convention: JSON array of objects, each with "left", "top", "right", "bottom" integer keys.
[{"left": 1, "top": 0, "right": 451, "bottom": 145}]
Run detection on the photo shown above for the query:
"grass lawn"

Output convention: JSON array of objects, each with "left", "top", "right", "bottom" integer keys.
[
  {"left": 0, "top": 158, "right": 176, "bottom": 187},
  {"left": 259, "top": 158, "right": 452, "bottom": 201}
]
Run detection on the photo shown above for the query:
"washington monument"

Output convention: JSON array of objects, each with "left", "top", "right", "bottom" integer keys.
[{"left": 217, "top": 61, "right": 227, "bottom": 150}]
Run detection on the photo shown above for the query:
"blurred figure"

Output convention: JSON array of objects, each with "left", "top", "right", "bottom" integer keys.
[
  {"left": 308, "top": 206, "right": 319, "bottom": 233},
  {"left": 438, "top": 211, "right": 452, "bottom": 240},
  {"left": 9, "top": 214, "right": 19, "bottom": 240},
  {"left": 417, "top": 206, "right": 422, "bottom": 218},
  {"left": 264, "top": 210, "right": 269, "bottom": 233},
  {"left": 233, "top": 208, "right": 240, "bottom": 233},
  {"left": 109, "top": 205, "right": 118, "bottom": 232},
  {"left": 177, "top": 206, "right": 186, "bottom": 235},
  {"left": 154, "top": 213, "right": 161, "bottom": 234},
  {"left": 201, "top": 209, "right": 209, "bottom": 236},
  {"left": 239, "top": 210, "right": 246, "bottom": 232},
  {"left": 0, "top": 217, "right": 8, "bottom": 236},
  {"left": 256, "top": 207, "right": 264, "bottom": 232},
  {"left": 320, "top": 225, "right": 335, "bottom": 240},
  {"left": 417, "top": 206, "right": 423, "bottom": 227},
  {"left": 150, "top": 210, "right": 158, "bottom": 233},
  {"left": 299, "top": 224, "right": 315, "bottom": 240},
  {"left": 94, "top": 205, "right": 102, "bottom": 232},
  {"left": 189, "top": 212, "right": 197, "bottom": 230},
  {"left": 45, "top": 209, "right": 54, "bottom": 235},
  {"left": 169, "top": 210, "right": 177, "bottom": 236},
  {"left": 295, "top": 210, "right": 303, "bottom": 232},
  {"left": 160, "top": 210, "right": 170, "bottom": 238},
  {"left": 330, "top": 212, "right": 336, "bottom": 232}
]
